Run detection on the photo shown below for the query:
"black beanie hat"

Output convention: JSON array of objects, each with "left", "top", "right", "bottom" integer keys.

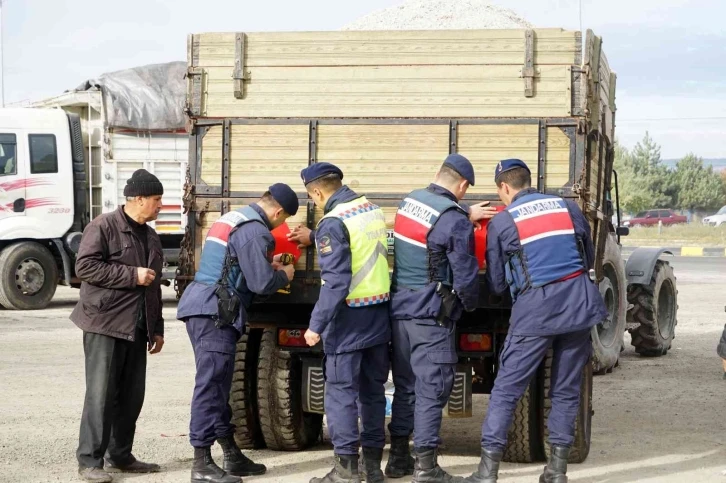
[{"left": 124, "top": 169, "right": 164, "bottom": 197}]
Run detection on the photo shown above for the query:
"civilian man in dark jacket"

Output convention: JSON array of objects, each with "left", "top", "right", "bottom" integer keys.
[
  {"left": 463, "top": 159, "right": 607, "bottom": 483},
  {"left": 71, "top": 169, "right": 166, "bottom": 483},
  {"left": 177, "top": 184, "right": 298, "bottom": 483}
]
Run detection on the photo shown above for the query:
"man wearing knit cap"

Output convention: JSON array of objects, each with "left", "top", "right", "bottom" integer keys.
[
  {"left": 177, "top": 183, "right": 299, "bottom": 483},
  {"left": 72, "top": 169, "right": 165, "bottom": 482}
]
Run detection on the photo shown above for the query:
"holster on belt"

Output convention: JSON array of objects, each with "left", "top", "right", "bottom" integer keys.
[
  {"left": 214, "top": 284, "right": 240, "bottom": 329},
  {"left": 435, "top": 282, "right": 458, "bottom": 328},
  {"left": 215, "top": 253, "right": 240, "bottom": 329}
]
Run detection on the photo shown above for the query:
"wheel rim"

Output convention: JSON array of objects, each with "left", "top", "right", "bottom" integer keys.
[
  {"left": 597, "top": 265, "right": 619, "bottom": 346},
  {"left": 657, "top": 278, "right": 676, "bottom": 339},
  {"left": 15, "top": 258, "right": 45, "bottom": 296}
]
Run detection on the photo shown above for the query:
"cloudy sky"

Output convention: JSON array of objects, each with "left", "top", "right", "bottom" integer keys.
[{"left": 2, "top": 0, "right": 723, "bottom": 159}]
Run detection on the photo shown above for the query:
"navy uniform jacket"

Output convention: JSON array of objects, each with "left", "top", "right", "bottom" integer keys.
[
  {"left": 177, "top": 203, "right": 289, "bottom": 333},
  {"left": 390, "top": 184, "right": 479, "bottom": 322},
  {"left": 485, "top": 188, "right": 607, "bottom": 336},
  {"left": 311, "top": 186, "right": 391, "bottom": 354}
]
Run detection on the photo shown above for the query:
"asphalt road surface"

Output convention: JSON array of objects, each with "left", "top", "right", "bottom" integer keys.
[{"left": 1, "top": 256, "right": 724, "bottom": 482}]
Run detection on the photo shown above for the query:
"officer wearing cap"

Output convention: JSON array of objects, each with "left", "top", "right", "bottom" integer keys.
[
  {"left": 300, "top": 163, "right": 391, "bottom": 483},
  {"left": 177, "top": 184, "right": 299, "bottom": 483},
  {"left": 462, "top": 160, "right": 606, "bottom": 483},
  {"left": 386, "top": 154, "right": 493, "bottom": 483}
]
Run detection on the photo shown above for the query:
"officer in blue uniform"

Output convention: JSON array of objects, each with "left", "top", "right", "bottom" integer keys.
[
  {"left": 300, "top": 163, "right": 391, "bottom": 483},
  {"left": 386, "top": 154, "right": 484, "bottom": 483},
  {"left": 462, "top": 159, "right": 607, "bottom": 483},
  {"left": 177, "top": 184, "right": 299, "bottom": 483}
]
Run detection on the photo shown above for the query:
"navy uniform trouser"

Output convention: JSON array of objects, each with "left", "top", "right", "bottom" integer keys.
[
  {"left": 482, "top": 329, "right": 592, "bottom": 451},
  {"left": 325, "top": 342, "right": 389, "bottom": 455},
  {"left": 388, "top": 318, "right": 458, "bottom": 449},
  {"left": 186, "top": 316, "right": 240, "bottom": 448}
]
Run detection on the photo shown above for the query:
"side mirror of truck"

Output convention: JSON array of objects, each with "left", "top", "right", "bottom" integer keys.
[{"left": 616, "top": 226, "right": 630, "bottom": 237}]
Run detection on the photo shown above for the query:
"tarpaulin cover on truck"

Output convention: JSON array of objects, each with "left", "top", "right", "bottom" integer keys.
[{"left": 74, "top": 61, "right": 186, "bottom": 131}]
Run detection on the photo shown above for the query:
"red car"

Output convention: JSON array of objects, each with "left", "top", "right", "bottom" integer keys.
[{"left": 624, "top": 209, "right": 687, "bottom": 227}]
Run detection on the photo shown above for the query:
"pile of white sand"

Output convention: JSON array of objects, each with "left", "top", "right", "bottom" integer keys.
[{"left": 342, "top": 0, "right": 532, "bottom": 31}]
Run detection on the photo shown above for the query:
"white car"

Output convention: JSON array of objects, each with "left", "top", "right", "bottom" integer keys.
[{"left": 702, "top": 206, "right": 726, "bottom": 227}]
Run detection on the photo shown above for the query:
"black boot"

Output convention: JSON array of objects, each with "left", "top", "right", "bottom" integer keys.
[
  {"left": 360, "top": 447, "right": 384, "bottom": 483},
  {"left": 310, "top": 454, "right": 361, "bottom": 483},
  {"left": 385, "top": 436, "right": 414, "bottom": 478},
  {"left": 412, "top": 448, "right": 463, "bottom": 483},
  {"left": 217, "top": 435, "right": 266, "bottom": 476},
  {"left": 539, "top": 446, "right": 570, "bottom": 483},
  {"left": 191, "top": 447, "right": 240, "bottom": 483},
  {"left": 462, "top": 448, "right": 502, "bottom": 483}
]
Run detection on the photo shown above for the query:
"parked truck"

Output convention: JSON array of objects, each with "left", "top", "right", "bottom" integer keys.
[
  {"left": 176, "top": 28, "right": 678, "bottom": 463},
  {"left": 0, "top": 63, "right": 189, "bottom": 310}
]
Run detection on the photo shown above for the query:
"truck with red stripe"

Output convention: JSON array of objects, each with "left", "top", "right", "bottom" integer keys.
[
  {"left": 175, "top": 28, "right": 678, "bottom": 463},
  {"left": 0, "top": 63, "right": 188, "bottom": 310}
]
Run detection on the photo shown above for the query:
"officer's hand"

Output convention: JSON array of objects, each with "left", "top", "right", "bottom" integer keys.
[
  {"left": 305, "top": 329, "right": 321, "bottom": 347},
  {"left": 468, "top": 201, "right": 499, "bottom": 229},
  {"left": 148, "top": 335, "right": 164, "bottom": 354},
  {"left": 288, "top": 225, "right": 313, "bottom": 249},
  {"left": 136, "top": 267, "right": 156, "bottom": 286},
  {"left": 271, "top": 261, "right": 283, "bottom": 271},
  {"left": 281, "top": 264, "right": 295, "bottom": 281}
]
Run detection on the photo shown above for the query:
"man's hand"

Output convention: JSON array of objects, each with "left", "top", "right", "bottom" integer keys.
[
  {"left": 136, "top": 268, "right": 156, "bottom": 286},
  {"left": 148, "top": 335, "right": 164, "bottom": 354},
  {"left": 281, "top": 264, "right": 295, "bottom": 282},
  {"left": 271, "top": 261, "right": 283, "bottom": 271},
  {"left": 468, "top": 201, "right": 499, "bottom": 229},
  {"left": 305, "top": 329, "right": 321, "bottom": 347},
  {"left": 287, "top": 225, "right": 313, "bottom": 249}
]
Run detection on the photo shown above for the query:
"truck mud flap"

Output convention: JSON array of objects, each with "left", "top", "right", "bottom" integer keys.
[
  {"left": 302, "top": 358, "right": 325, "bottom": 414},
  {"left": 444, "top": 365, "right": 473, "bottom": 418},
  {"left": 301, "top": 359, "right": 473, "bottom": 418}
]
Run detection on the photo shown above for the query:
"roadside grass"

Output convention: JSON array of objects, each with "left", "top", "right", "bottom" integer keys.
[{"left": 621, "top": 223, "right": 726, "bottom": 247}]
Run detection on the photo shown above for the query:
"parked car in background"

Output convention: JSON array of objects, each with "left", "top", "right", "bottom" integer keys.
[
  {"left": 702, "top": 206, "right": 726, "bottom": 227},
  {"left": 623, "top": 209, "right": 688, "bottom": 227}
]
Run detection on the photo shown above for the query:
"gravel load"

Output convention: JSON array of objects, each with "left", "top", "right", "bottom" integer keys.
[{"left": 342, "top": 0, "right": 532, "bottom": 30}]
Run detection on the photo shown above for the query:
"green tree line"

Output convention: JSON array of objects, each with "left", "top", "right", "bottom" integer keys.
[{"left": 615, "top": 132, "right": 725, "bottom": 215}]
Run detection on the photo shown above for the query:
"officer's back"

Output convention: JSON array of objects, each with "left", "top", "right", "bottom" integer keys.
[{"left": 306, "top": 176, "right": 390, "bottom": 354}]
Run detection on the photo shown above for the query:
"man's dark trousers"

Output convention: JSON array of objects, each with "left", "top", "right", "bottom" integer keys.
[
  {"left": 388, "top": 318, "right": 458, "bottom": 449},
  {"left": 325, "top": 343, "right": 390, "bottom": 454},
  {"left": 77, "top": 328, "right": 148, "bottom": 469},
  {"left": 186, "top": 316, "right": 239, "bottom": 447},
  {"left": 482, "top": 328, "right": 591, "bottom": 450}
]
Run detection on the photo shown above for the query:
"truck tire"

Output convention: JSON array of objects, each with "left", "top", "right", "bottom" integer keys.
[
  {"left": 230, "top": 329, "right": 264, "bottom": 449},
  {"left": 0, "top": 242, "right": 58, "bottom": 310},
  {"left": 591, "top": 236, "right": 627, "bottom": 374},
  {"left": 628, "top": 260, "right": 677, "bottom": 356},
  {"left": 541, "top": 350, "right": 593, "bottom": 464},
  {"left": 257, "top": 328, "right": 323, "bottom": 451},
  {"left": 503, "top": 379, "right": 543, "bottom": 463}
]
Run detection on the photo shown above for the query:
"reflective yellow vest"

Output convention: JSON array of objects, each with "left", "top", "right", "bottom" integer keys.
[{"left": 319, "top": 196, "right": 390, "bottom": 307}]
